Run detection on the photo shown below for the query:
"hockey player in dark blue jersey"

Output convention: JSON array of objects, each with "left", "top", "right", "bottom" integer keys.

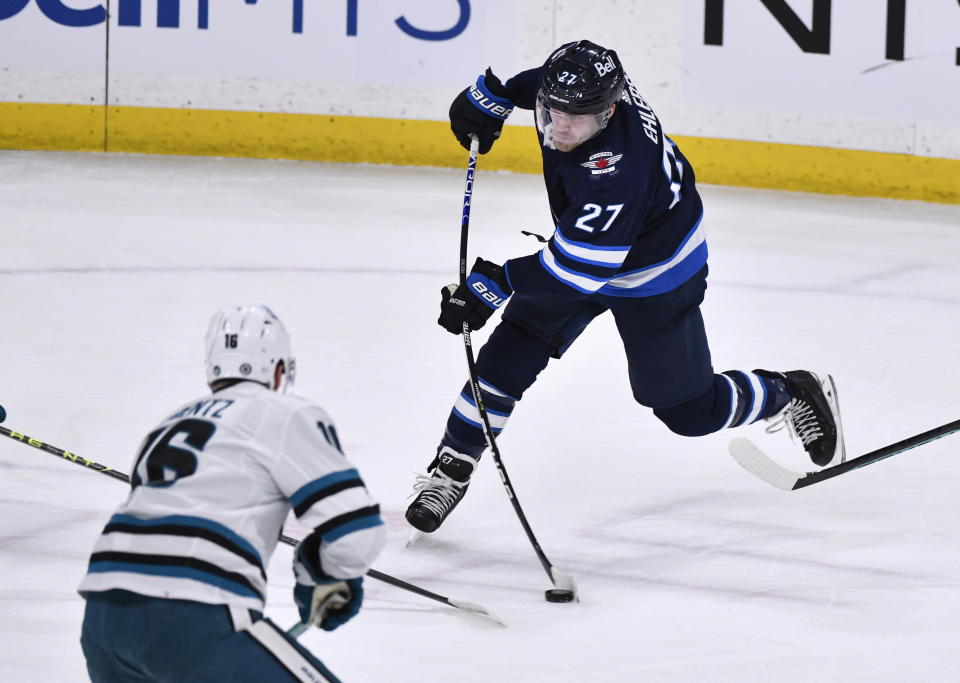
[{"left": 406, "top": 40, "right": 846, "bottom": 534}]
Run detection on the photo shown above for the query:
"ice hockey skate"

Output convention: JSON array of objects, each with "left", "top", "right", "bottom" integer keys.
[
  {"left": 406, "top": 447, "right": 476, "bottom": 533},
  {"left": 756, "top": 369, "right": 845, "bottom": 467}
]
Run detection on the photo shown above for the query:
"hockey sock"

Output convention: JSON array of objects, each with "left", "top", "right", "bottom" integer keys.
[
  {"left": 721, "top": 370, "right": 791, "bottom": 428},
  {"left": 440, "top": 377, "right": 518, "bottom": 458}
]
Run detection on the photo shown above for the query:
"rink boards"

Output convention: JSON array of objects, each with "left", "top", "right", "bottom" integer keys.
[{"left": 1, "top": 1, "right": 959, "bottom": 203}]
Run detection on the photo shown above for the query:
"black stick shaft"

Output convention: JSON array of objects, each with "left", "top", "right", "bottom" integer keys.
[
  {"left": 458, "top": 137, "right": 561, "bottom": 584},
  {"left": 364, "top": 568, "right": 465, "bottom": 607},
  {"left": 1, "top": 425, "right": 131, "bottom": 483},
  {"left": 795, "top": 418, "right": 960, "bottom": 489},
  {"left": 0, "top": 425, "right": 463, "bottom": 608}
]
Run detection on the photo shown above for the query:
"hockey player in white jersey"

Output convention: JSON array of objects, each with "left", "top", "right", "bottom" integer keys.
[{"left": 78, "top": 306, "right": 386, "bottom": 683}]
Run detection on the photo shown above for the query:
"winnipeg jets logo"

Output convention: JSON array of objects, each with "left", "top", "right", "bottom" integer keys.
[{"left": 580, "top": 152, "right": 623, "bottom": 175}]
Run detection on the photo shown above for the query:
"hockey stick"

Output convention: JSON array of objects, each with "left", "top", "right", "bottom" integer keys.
[
  {"left": 457, "top": 136, "right": 578, "bottom": 602},
  {"left": 729, "top": 418, "right": 960, "bottom": 490},
  {"left": 0, "top": 424, "right": 503, "bottom": 625}
]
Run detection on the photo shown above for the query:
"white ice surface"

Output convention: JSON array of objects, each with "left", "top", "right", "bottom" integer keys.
[{"left": 2, "top": 151, "right": 960, "bottom": 682}]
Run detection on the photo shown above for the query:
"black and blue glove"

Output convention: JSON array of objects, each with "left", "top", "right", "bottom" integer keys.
[
  {"left": 292, "top": 534, "right": 365, "bottom": 632},
  {"left": 449, "top": 68, "right": 515, "bottom": 154},
  {"left": 438, "top": 258, "right": 513, "bottom": 334},
  {"left": 293, "top": 576, "right": 364, "bottom": 632}
]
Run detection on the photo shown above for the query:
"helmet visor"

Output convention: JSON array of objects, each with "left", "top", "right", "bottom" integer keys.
[{"left": 535, "top": 91, "right": 612, "bottom": 151}]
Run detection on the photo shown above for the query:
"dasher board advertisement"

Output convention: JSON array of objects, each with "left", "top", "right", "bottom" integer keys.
[
  {"left": 682, "top": 0, "right": 960, "bottom": 124},
  {"left": 0, "top": 1, "right": 522, "bottom": 106}
]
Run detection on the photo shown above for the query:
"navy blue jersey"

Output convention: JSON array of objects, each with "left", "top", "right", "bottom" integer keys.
[{"left": 503, "top": 67, "right": 705, "bottom": 299}]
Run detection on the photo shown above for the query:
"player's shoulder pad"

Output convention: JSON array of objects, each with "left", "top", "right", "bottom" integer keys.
[
  {"left": 162, "top": 392, "right": 220, "bottom": 424},
  {"left": 261, "top": 390, "right": 325, "bottom": 415}
]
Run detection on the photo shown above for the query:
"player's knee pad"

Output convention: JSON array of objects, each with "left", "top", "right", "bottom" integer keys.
[{"left": 652, "top": 379, "right": 729, "bottom": 437}]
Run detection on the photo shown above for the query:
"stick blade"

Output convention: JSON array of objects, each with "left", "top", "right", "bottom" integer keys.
[
  {"left": 729, "top": 437, "right": 802, "bottom": 491},
  {"left": 446, "top": 599, "right": 507, "bottom": 627},
  {"left": 550, "top": 567, "right": 580, "bottom": 603},
  {"left": 405, "top": 529, "right": 424, "bottom": 549}
]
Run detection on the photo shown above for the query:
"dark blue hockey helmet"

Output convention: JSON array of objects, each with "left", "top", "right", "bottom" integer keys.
[{"left": 540, "top": 40, "right": 625, "bottom": 116}]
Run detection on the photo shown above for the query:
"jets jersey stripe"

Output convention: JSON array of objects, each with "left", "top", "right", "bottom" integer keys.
[
  {"left": 552, "top": 230, "right": 630, "bottom": 266},
  {"left": 313, "top": 505, "right": 383, "bottom": 543},
  {"left": 549, "top": 242, "right": 625, "bottom": 280},
  {"left": 103, "top": 514, "right": 265, "bottom": 580},
  {"left": 549, "top": 241, "right": 623, "bottom": 270},
  {"left": 539, "top": 249, "right": 608, "bottom": 294},
  {"left": 599, "top": 240, "right": 706, "bottom": 297},
  {"left": 600, "top": 214, "right": 706, "bottom": 296},
  {"left": 88, "top": 551, "right": 263, "bottom": 600},
  {"left": 291, "top": 469, "right": 366, "bottom": 518},
  {"left": 603, "top": 214, "right": 704, "bottom": 285}
]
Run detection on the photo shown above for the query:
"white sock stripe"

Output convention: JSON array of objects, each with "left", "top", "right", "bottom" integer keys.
[
  {"left": 453, "top": 394, "right": 510, "bottom": 430},
  {"left": 720, "top": 374, "right": 739, "bottom": 430},
  {"left": 245, "top": 620, "right": 333, "bottom": 682},
  {"left": 744, "top": 372, "right": 767, "bottom": 425},
  {"left": 733, "top": 370, "right": 756, "bottom": 425},
  {"left": 228, "top": 605, "right": 253, "bottom": 631},
  {"left": 477, "top": 378, "right": 513, "bottom": 400}
]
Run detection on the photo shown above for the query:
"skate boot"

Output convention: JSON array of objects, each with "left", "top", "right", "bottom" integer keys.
[
  {"left": 406, "top": 447, "right": 476, "bottom": 533},
  {"left": 756, "top": 369, "right": 845, "bottom": 467}
]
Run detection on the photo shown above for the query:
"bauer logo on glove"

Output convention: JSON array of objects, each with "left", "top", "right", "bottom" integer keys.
[
  {"left": 449, "top": 68, "right": 516, "bottom": 154},
  {"left": 468, "top": 78, "right": 514, "bottom": 119},
  {"left": 444, "top": 287, "right": 468, "bottom": 308},
  {"left": 470, "top": 279, "right": 507, "bottom": 308},
  {"left": 438, "top": 258, "right": 513, "bottom": 334}
]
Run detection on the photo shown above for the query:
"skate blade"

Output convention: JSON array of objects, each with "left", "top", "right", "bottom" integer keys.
[
  {"left": 825, "top": 374, "right": 847, "bottom": 465},
  {"left": 405, "top": 529, "right": 424, "bottom": 548}
]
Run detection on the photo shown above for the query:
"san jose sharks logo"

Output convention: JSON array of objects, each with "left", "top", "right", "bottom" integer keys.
[{"left": 580, "top": 152, "right": 623, "bottom": 175}]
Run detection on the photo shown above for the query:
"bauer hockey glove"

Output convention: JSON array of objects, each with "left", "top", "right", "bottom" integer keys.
[
  {"left": 438, "top": 257, "right": 513, "bottom": 335},
  {"left": 449, "top": 68, "right": 515, "bottom": 154}
]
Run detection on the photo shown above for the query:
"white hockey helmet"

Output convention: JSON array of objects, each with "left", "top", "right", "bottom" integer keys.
[{"left": 204, "top": 306, "right": 296, "bottom": 390}]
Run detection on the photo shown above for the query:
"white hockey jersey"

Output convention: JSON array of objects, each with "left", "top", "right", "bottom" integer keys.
[{"left": 78, "top": 382, "right": 386, "bottom": 612}]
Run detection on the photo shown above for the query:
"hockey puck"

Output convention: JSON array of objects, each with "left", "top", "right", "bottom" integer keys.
[
  {"left": 544, "top": 588, "right": 575, "bottom": 603},
  {"left": 0, "top": 404, "right": 5, "bottom": 423}
]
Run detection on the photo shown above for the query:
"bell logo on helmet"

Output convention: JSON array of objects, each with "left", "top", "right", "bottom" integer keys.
[{"left": 594, "top": 56, "right": 616, "bottom": 77}]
